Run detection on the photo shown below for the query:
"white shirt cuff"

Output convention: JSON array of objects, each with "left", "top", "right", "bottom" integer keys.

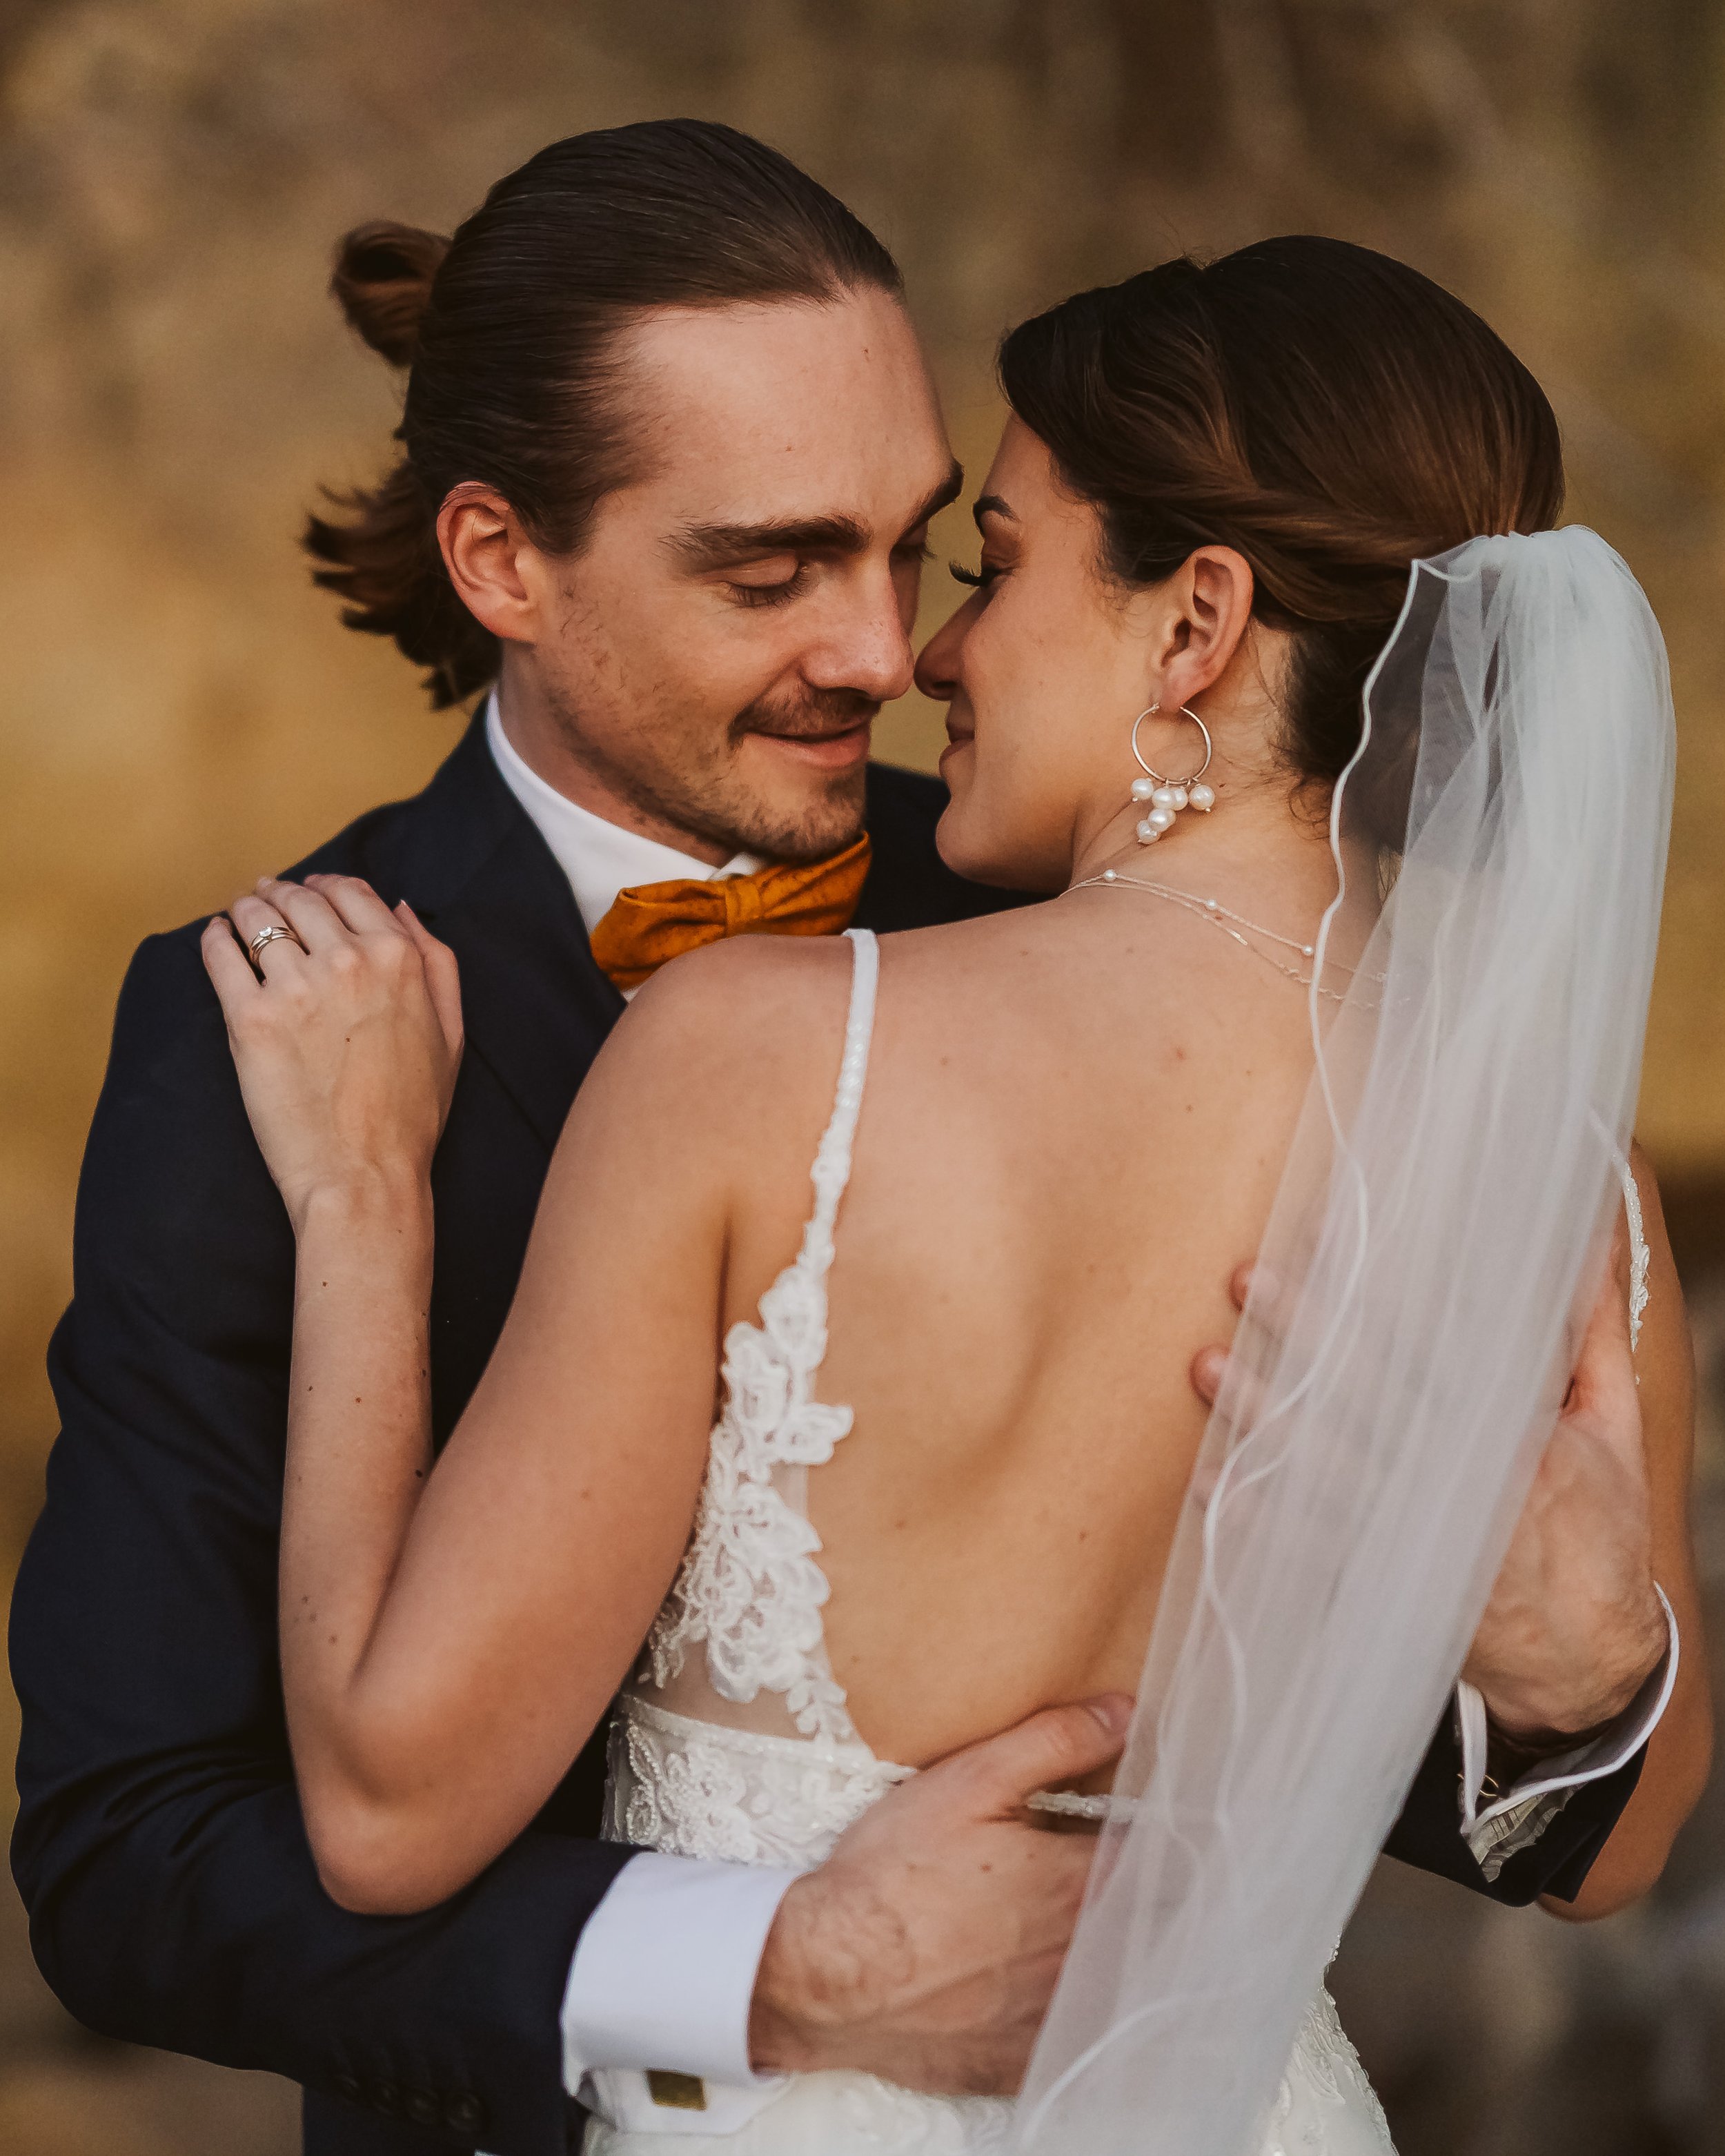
[
  {"left": 1457, "top": 1583, "right": 1678, "bottom": 1847},
  {"left": 560, "top": 1852, "right": 798, "bottom": 2097}
]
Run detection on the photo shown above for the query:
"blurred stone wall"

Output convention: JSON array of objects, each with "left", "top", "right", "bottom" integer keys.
[{"left": 3, "top": 1, "right": 1725, "bottom": 2150}]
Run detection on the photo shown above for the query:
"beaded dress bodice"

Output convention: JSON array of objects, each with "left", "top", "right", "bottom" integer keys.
[{"left": 590, "top": 928, "right": 1399, "bottom": 2155}]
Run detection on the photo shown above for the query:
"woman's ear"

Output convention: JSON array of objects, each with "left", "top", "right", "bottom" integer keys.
[
  {"left": 437, "top": 484, "right": 544, "bottom": 647},
  {"left": 1159, "top": 546, "right": 1256, "bottom": 707}
]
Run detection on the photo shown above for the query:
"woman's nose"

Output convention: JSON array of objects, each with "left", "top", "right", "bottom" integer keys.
[{"left": 914, "top": 607, "right": 966, "bottom": 703}]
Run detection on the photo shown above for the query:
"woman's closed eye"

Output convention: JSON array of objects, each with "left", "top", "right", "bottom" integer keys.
[{"left": 949, "top": 558, "right": 1004, "bottom": 593}]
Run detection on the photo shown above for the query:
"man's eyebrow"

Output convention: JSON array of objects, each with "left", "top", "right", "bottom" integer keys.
[
  {"left": 667, "top": 513, "right": 869, "bottom": 571},
  {"left": 972, "top": 493, "right": 1016, "bottom": 532},
  {"left": 667, "top": 460, "right": 965, "bottom": 572},
  {"left": 903, "top": 460, "right": 965, "bottom": 537}
]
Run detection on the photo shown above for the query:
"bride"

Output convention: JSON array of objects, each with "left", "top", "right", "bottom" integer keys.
[{"left": 204, "top": 239, "right": 1695, "bottom": 2153}]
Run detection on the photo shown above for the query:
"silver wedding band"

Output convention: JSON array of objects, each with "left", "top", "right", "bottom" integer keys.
[{"left": 246, "top": 923, "right": 299, "bottom": 963}]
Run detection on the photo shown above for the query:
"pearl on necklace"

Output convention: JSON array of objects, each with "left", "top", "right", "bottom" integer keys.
[{"left": 1066, "top": 868, "right": 1382, "bottom": 1008}]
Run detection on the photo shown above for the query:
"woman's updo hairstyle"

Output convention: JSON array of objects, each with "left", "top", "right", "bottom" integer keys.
[
  {"left": 306, "top": 120, "right": 902, "bottom": 707},
  {"left": 998, "top": 237, "right": 1564, "bottom": 818}
]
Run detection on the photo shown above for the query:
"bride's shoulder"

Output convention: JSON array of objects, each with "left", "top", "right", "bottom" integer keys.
[
  {"left": 622, "top": 909, "right": 1029, "bottom": 1038},
  {"left": 568, "top": 934, "right": 861, "bottom": 1153},
  {"left": 624, "top": 930, "right": 859, "bottom": 1050},
  {"left": 577, "top": 910, "right": 1043, "bottom": 1152}
]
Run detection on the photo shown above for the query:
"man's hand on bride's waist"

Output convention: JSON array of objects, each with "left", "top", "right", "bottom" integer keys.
[{"left": 748, "top": 1694, "right": 1132, "bottom": 2094}]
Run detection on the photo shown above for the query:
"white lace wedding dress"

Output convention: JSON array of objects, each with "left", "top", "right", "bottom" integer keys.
[{"left": 584, "top": 929, "right": 1397, "bottom": 2155}]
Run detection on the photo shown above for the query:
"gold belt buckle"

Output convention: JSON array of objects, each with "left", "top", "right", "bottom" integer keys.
[{"left": 646, "top": 2070, "right": 708, "bottom": 2112}]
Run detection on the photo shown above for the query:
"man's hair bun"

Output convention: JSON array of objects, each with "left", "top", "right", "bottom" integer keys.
[{"left": 330, "top": 222, "right": 451, "bottom": 369}]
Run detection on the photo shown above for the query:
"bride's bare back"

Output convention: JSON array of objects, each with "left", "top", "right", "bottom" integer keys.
[{"left": 698, "top": 894, "right": 1312, "bottom": 1773}]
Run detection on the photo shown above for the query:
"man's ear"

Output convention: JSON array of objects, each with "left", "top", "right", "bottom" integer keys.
[
  {"left": 437, "top": 484, "right": 545, "bottom": 648},
  {"left": 1161, "top": 546, "right": 1256, "bottom": 707}
]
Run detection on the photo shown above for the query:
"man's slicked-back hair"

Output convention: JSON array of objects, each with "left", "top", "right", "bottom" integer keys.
[{"left": 305, "top": 120, "right": 903, "bottom": 706}]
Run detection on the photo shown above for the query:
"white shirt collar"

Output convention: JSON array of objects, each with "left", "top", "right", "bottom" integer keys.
[{"left": 484, "top": 693, "right": 762, "bottom": 940}]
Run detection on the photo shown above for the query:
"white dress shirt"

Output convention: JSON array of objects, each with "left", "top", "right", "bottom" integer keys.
[
  {"left": 486, "top": 697, "right": 762, "bottom": 968},
  {"left": 483, "top": 692, "right": 1678, "bottom": 2119}
]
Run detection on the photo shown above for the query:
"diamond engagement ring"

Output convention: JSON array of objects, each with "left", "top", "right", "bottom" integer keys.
[{"left": 246, "top": 924, "right": 299, "bottom": 962}]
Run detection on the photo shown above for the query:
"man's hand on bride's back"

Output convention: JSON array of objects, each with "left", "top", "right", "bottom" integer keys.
[
  {"left": 1190, "top": 1242, "right": 1669, "bottom": 1743},
  {"left": 201, "top": 874, "right": 464, "bottom": 1233},
  {"left": 748, "top": 1695, "right": 1132, "bottom": 2095}
]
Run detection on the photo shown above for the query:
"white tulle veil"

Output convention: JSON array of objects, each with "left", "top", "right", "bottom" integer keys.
[{"left": 1014, "top": 527, "right": 1674, "bottom": 2153}]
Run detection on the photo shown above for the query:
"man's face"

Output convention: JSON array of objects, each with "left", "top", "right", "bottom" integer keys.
[{"left": 520, "top": 287, "right": 956, "bottom": 862}]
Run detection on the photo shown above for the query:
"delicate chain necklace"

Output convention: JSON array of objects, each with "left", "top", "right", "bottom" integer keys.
[{"left": 1066, "top": 868, "right": 1375, "bottom": 1003}]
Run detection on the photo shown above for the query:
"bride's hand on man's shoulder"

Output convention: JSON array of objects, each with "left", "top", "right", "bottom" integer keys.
[{"left": 200, "top": 874, "right": 464, "bottom": 1233}]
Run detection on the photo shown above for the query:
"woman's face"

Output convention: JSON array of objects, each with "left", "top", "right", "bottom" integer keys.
[{"left": 916, "top": 417, "right": 1167, "bottom": 891}]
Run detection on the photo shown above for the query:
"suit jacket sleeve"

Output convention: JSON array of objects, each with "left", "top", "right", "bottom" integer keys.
[
  {"left": 10, "top": 930, "right": 630, "bottom": 2156},
  {"left": 1383, "top": 1709, "right": 1645, "bottom": 1905}
]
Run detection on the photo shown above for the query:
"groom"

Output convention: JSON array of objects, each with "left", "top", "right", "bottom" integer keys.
[{"left": 12, "top": 121, "right": 1675, "bottom": 2156}]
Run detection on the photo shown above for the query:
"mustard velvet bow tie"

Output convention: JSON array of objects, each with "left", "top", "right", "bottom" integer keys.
[{"left": 589, "top": 834, "right": 872, "bottom": 992}]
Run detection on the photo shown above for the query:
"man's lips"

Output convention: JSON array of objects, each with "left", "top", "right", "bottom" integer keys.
[{"left": 747, "top": 719, "right": 874, "bottom": 770}]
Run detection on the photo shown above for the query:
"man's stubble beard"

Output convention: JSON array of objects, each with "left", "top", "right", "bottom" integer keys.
[{"left": 545, "top": 679, "right": 874, "bottom": 865}]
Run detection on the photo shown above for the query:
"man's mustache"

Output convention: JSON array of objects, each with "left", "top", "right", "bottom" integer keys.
[{"left": 731, "top": 689, "right": 879, "bottom": 743}]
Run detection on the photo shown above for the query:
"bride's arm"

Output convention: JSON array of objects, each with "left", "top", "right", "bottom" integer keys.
[{"left": 204, "top": 874, "right": 745, "bottom": 1914}]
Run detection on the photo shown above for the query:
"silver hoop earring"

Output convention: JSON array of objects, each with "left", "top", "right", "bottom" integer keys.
[{"left": 1130, "top": 702, "right": 1216, "bottom": 843}]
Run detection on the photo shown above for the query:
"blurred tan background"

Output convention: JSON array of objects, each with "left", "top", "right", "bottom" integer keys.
[{"left": 4, "top": 1, "right": 1725, "bottom": 2150}]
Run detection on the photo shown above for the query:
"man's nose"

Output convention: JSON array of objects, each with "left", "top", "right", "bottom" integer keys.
[{"left": 804, "top": 580, "right": 917, "bottom": 703}]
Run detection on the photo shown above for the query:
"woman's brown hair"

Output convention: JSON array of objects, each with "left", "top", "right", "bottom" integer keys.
[
  {"left": 306, "top": 120, "right": 902, "bottom": 707},
  {"left": 998, "top": 237, "right": 1565, "bottom": 805}
]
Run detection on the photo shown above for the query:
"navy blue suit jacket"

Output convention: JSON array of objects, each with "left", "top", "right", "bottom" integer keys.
[{"left": 10, "top": 717, "right": 1642, "bottom": 2155}]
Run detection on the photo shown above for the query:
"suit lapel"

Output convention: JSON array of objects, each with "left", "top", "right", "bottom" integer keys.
[{"left": 388, "top": 716, "right": 626, "bottom": 1155}]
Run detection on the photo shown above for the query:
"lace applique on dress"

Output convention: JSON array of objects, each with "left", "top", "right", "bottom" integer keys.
[
  {"left": 1617, "top": 1153, "right": 1650, "bottom": 1352},
  {"left": 1265, "top": 1990, "right": 1398, "bottom": 2155},
  {"left": 638, "top": 928, "right": 878, "bottom": 1750},
  {"left": 604, "top": 1695, "right": 909, "bottom": 1869},
  {"left": 1593, "top": 1121, "right": 1651, "bottom": 1354}
]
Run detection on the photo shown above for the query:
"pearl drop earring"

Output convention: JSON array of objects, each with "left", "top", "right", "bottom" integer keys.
[{"left": 1130, "top": 703, "right": 1216, "bottom": 843}]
